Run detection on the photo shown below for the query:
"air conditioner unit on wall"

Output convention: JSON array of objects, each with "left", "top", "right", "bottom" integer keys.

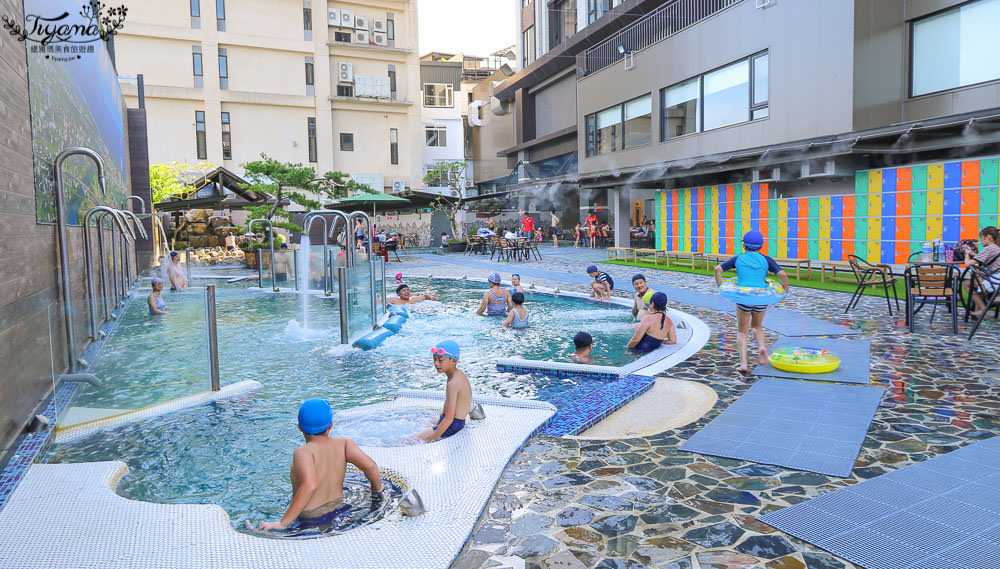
[
  {"left": 391, "top": 179, "right": 406, "bottom": 194},
  {"left": 799, "top": 158, "right": 853, "bottom": 179},
  {"left": 354, "top": 16, "right": 369, "bottom": 30},
  {"left": 752, "top": 166, "right": 781, "bottom": 183},
  {"left": 327, "top": 8, "right": 340, "bottom": 26},
  {"left": 372, "top": 32, "right": 387, "bottom": 46},
  {"left": 338, "top": 62, "right": 353, "bottom": 82},
  {"left": 355, "top": 30, "right": 370, "bottom": 44},
  {"left": 340, "top": 9, "right": 354, "bottom": 28},
  {"left": 373, "top": 19, "right": 386, "bottom": 32}
]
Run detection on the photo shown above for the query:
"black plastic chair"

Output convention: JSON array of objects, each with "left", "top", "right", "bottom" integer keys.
[
  {"left": 960, "top": 265, "right": 1000, "bottom": 339},
  {"left": 904, "top": 262, "right": 958, "bottom": 334},
  {"left": 845, "top": 255, "right": 900, "bottom": 315}
]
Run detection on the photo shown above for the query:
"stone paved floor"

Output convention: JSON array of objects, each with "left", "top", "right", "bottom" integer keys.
[{"left": 394, "top": 245, "right": 999, "bottom": 569}]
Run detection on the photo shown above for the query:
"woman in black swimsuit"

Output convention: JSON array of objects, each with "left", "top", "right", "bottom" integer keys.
[{"left": 626, "top": 292, "right": 677, "bottom": 354}]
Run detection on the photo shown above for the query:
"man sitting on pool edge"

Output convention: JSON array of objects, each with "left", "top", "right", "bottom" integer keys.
[
  {"left": 387, "top": 283, "right": 439, "bottom": 305},
  {"left": 416, "top": 340, "right": 471, "bottom": 442},
  {"left": 257, "top": 399, "right": 384, "bottom": 532}
]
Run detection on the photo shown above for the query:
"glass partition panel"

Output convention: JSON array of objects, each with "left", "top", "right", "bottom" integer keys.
[
  {"left": 374, "top": 257, "right": 386, "bottom": 318},
  {"left": 345, "top": 260, "right": 374, "bottom": 343},
  {"left": 55, "top": 286, "right": 211, "bottom": 431}
]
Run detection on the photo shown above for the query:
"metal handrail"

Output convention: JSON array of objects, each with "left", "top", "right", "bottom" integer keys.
[
  {"left": 121, "top": 196, "right": 146, "bottom": 214},
  {"left": 583, "top": 0, "right": 741, "bottom": 75},
  {"left": 54, "top": 147, "right": 107, "bottom": 372},
  {"left": 118, "top": 208, "right": 148, "bottom": 291},
  {"left": 248, "top": 218, "right": 278, "bottom": 292},
  {"left": 84, "top": 206, "right": 130, "bottom": 340},
  {"left": 304, "top": 209, "right": 350, "bottom": 296},
  {"left": 348, "top": 211, "right": 378, "bottom": 331}
]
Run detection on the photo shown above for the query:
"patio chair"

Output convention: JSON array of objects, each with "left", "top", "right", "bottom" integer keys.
[
  {"left": 904, "top": 262, "right": 958, "bottom": 334},
  {"left": 960, "top": 265, "right": 1000, "bottom": 339},
  {"left": 524, "top": 236, "right": 542, "bottom": 261},
  {"left": 845, "top": 255, "right": 900, "bottom": 315},
  {"left": 489, "top": 236, "right": 504, "bottom": 261},
  {"left": 383, "top": 240, "right": 400, "bottom": 262}
]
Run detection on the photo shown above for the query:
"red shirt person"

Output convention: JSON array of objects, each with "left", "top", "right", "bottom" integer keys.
[
  {"left": 521, "top": 212, "right": 535, "bottom": 235},
  {"left": 585, "top": 213, "right": 599, "bottom": 236}
]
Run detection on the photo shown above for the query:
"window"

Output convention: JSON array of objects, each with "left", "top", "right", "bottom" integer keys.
[
  {"left": 307, "top": 118, "right": 317, "bottom": 162},
  {"left": 190, "top": 0, "right": 200, "bottom": 28},
  {"left": 221, "top": 112, "right": 231, "bottom": 160},
  {"left": 595, "top": 105, "right": 621, "bottom": 154},
  {"left": 661, "top": 77, "right": 699, "bottom": 140},
  {"left": 192, "top": 46, "right": 203, "bottom": 88},
  {"left": 195, "top": 111, "right": 207, "bottom": 159},
  {"left": 218, "top": 48, "right": 229, "bottom": 90},
  {"left": 386, "top": 13, "right": 395, "bottom": 41},
  {"left": 390, "top": 128, "right": 399, "bottom": 165},
  {"left": 658, "top": 51, "right": 768, "bottom": 141},
  {"left": 585, "top": 114, "right": 596, "bottom": 157},
  {"left": 216, "top": 0, "right": 225, "bottom": 31},
  {"left": 340, "top": 132, "right": 354, "bottom": 152},
  {"left": 425, "top": 125, "right": 447, "bottom": 147},
  {"left": 423, "top": 83, "right": 453, "bottom": 107},
  {"left": 911, "top": 0, "right": 1000, "bottom": 96},
  {"left": 623, "top": 95, "right": 651, "bottom": 149},
  {"left": 588, "top": 0, "right": 609, "bottom": 24},
  {"left": 336, "top": 85, "right": 353, "bottom": 97},
  {"left": 305, "top": 57, "right": 314, "bottom": 85},
  {"left": 522, "top": 26, "right": 535, "bottom": 67},
  {"left": 388, "top": 65, "right": 397, "bottom": 99},
  {"left": 303, "top": 3, "right": 312, "bottom": 30},
  {"left": 549, "top": 0, "right": 576, "bottom": 48},
  {"left": 334, "top": 31, "right": 351, "bottom": 42}
]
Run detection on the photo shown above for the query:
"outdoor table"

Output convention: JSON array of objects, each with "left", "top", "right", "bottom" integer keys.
[{"left": 773, "top": 257, "right": 811, "bottom": 280}]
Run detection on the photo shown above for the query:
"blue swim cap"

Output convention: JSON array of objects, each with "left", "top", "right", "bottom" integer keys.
[
  {"left": 743, "top": 230, "right": 764, "bottom": 250},
  {"left": 511, "top": 273, "right": 520, "bottom": 280},
  {"left": 586, "top": 264, "right": 598, "bottom": 273},
  {"left": 487, "top": 272, "right": 502, "bottom": 284},
  {"left": 431, "top": 340, "right": 460, "bottom": 360},
  {"left": 650, "top": 292, "right": 668, "bottom": 309},
  {"left": 151, "top": 277, "right": 162, "bottom": 285},
  {"left": 298, "top": 399, "right": 333, "bottom": 435}
]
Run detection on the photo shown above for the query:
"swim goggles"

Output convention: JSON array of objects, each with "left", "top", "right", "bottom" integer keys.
[{"left": 430, "top": 347, "right": 458, "bottom": 358}]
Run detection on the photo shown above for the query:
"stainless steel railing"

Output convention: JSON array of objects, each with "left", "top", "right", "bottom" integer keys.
[{"left": 248, "top": 218, "right": 278, "bottom": 292}]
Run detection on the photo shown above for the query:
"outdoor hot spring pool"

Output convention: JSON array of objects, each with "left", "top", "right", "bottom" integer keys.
[{"left": 44, "top": 278, "right": 644, "bottom": 530}]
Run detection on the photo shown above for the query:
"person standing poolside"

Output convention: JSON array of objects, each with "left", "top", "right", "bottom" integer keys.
[
  {"left": 586, "top": 264, "right": 614, "bottom": 300},
  {"left": 417, "top": 341, "right": 471, "bottom": 442},
  {"left": 573, "top": 224, "right": 582, "bottom": 248},
  {"left": 572, "top": 331, "right": 594, "bottom": 364},
  {"left": 714, "top": 230, "right": 790, "bottom": 372},
  {"left": 225, "top": 232, "right": 236, "bottom": 251},
  {"left": 509, "top": 273, "right": 524, "bottom": 295},
  {"left": 148, "top": 278, "right": 168, "bottom": 315},
  {"left": 626, "top": 292, "right": 677, "bottom": 354},
  {"left": 486, "top": 217, "right": 498, "bottom": 234},
  {"left": 388, "top": 284, "right": 438, "bottom": 305},
  {"left": 167, "top": 251, "right": 187, "bottom": 291},
  {"left": 585, "top": 212, "right": 599, "bottom": 249},
  {"left": 521, "top": 210, "right": 535, "bottom": 237},
  {"left": 549, "top": 209, "right": 560, "bottom": 247},
  {"left": 440, "top": 232, "right": 450, "bottom": 249},
  {"left": 476, "top": 272, "right": 512, "bottom": 315},
  {"left": 631, "top": 274, "right": 656, "bottom": 320},
  {"left": 502, "top": 292, "right": 529, "bottom": 328},
  {"left": 964, "top": 226, "right": 1000, "bottom": 318},
  {"left": 257, "top": 399, "right": 384, "bottom": 532}
]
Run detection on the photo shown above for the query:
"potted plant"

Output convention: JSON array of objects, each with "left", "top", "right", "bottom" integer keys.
[{"left": 446, "top": 238, "right": 467, "bottom": 253}]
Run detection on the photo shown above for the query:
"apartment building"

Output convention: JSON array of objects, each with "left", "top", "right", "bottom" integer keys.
[
  {"left": 419, "top": 57, "right": 467, "bottom": 197},
  {"left": 495, "top": 0, "right": 1000, "bottom": 253},
  {"left": 114, "top": 0, "right": 422, "bottom": 198}
]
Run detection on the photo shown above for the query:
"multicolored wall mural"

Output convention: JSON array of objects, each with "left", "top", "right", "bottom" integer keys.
[{"left": 655, "top": 156, "right": 1000, "bottom": 264}]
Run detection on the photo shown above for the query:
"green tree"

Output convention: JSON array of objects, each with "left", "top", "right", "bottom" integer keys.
[
  {"left": 420, "top": 161, "right": 468, "bottom": 238},
  {"left": 149, "top": 161, "right": 215, "bottom": 204},
  {"left": 241, "top": 154, "right": 375, "bottom": 233}
]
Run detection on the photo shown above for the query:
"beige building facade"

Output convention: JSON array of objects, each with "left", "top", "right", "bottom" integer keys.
[{"left": 115, "top": 0, "right": 422, "bottom": 197}]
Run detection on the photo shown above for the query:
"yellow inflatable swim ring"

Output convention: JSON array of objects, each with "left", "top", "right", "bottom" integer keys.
[{"left": 768, "top": 347, "right": 840, "bottom": 374}]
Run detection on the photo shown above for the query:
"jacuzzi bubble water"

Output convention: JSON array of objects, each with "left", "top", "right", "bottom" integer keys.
[{"left": 45, "top": 277, "right": 643, "bottom": 530}]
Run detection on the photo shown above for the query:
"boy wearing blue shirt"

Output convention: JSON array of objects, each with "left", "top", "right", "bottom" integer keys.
[{"left": 714, "top": 230, "right": 790, "bottom": 372}]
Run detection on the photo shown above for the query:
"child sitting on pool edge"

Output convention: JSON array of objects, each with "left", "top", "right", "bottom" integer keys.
[
  {"left": 417, "top": 340, "right": 472, "bottom": 442},
  {"left": 586, "top": 264, "right": 614, "bottom": 300},
  {"left": 257, "top": 399, "right": 384, "bottom": 532}
]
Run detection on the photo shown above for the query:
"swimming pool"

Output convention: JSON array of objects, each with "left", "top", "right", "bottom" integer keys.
[{"left": 45, "top": 278, "right": 644, "bottom": 528}]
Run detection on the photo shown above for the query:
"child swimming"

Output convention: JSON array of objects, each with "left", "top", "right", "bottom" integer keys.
[
  {"left": 257, "top": 399, "right": 384, "bottom": 532},
  {"left": 417, "top": 340, "right": 472, "bottom": 442},
  {"left": 502, "top": 291, "right": 529, "bottom": 328}
]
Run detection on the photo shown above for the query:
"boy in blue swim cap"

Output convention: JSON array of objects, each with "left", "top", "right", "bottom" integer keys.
[
  {"left": 257, "top": 398, "right": 384, "bottom": 532},
  {"left": 713, "top": 230, "right": 790, "bottom": 372},
  {"left": 417, "top": 340, "right": 472, "bottom": 442}
]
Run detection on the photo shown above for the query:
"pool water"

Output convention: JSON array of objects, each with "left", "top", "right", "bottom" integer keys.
[{"left": 46, "top": 278, "right": 640, "bottom": 529}]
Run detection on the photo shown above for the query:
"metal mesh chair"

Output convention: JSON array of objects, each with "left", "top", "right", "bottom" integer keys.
[
  {"left": 846, "top": 255, "right": 900, "bottom": 315},
  {"left": 961, "top": 265, "right": 1000, "bottom": 339},
  {"left": 904, "top": 262, "right": 958, "bottom": 334}
]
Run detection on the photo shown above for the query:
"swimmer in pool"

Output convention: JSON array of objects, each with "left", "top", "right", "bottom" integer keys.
[
  {"left": 387, "top": 284, "right": 438, "bottom": 305},
  {"left": 257, "top": 399, "right": 384, "bottom": 532},
  {"left": 148, "top": 278, "right": 168, "bottom": 315},
  {"left": 167, "top": 251, "right": 187, "bottom": 292},
  {"left": 625, "top": 292, "right": 677, "bottom": 354},
  {"left": 509, "top": 273, "right": 524, "bottom": 295},
  {"left": 572, "top": 331, "right": 594, "bottom": 364},
  {"left": 631, "top": 274, "right": 656, "bottom": 321},
  {"left": 476, "top": 272, "right": 512, "bottom": 315},
  {"left": 502, "top": 292, "right": 529, "bottom": 328},
  {"left": 394, "top": 272, "right": 404, "bottom": 286},
  {"left": 416, "top": 340, "right": 471, "bottom": 442}
]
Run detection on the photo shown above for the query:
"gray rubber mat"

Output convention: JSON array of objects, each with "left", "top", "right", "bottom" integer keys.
[
  {"left": 752, "top": 338, "right": 871, "bottom": 384},
  {"left": 679, "top": 378, "right": 884, "bottom": 477},
  {"left": 762, "top": 309, "right": 861, "bottom": 336},
  {"left": 759, "top": 436, "right": 1000, "bottom": 569}
]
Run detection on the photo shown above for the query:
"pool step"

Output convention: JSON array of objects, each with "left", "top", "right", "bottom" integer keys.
[{"left": 542, "top": 374, "right": 656, "bottom": 437}]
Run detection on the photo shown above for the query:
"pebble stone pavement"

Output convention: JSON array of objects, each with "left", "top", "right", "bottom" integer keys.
[{"left": 395, "top": 245, "right": 1000, "bottom": 569}]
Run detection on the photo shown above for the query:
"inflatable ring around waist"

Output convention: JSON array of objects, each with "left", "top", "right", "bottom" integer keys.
[
  {"left": 768, "top": 347, "right": 840, "bottom": 374},
  {"left": 718, "top": 277, "right": 785, "bottom": 306}
]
